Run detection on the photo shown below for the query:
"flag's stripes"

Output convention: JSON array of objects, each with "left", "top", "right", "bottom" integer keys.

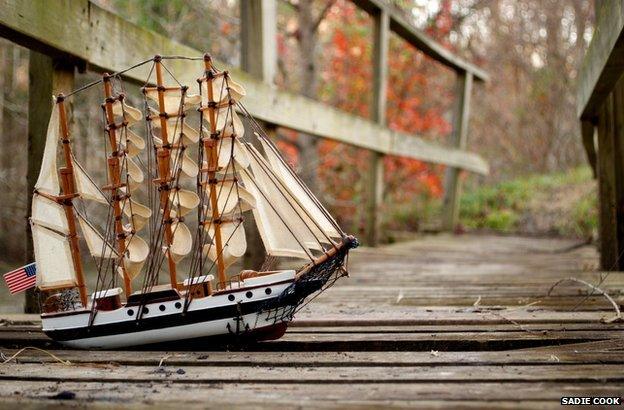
[{"left": 3, "top": 263, "right": 36, "bottom": 294}]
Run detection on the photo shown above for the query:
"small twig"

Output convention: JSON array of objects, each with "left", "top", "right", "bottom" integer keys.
[
  {"left": 547, "top": 277, "right": 622, "bottom": 323},
  {"left": 473, "top": 296, "right": 482, "bottom": 307},
  {"left": 158, "top": 354, "right": 171, "bottom": 367},
  {"left": 1, "top": 347, "right": 71, "bottom": 366}
]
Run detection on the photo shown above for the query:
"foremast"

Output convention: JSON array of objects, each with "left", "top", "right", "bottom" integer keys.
[{"left": 102, "top": 74, "right": 132, "bottom": 295}]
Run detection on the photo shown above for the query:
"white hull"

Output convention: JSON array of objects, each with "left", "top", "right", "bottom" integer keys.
[{"left": 41, "top": 271, "right": 295, "bottom": 349}]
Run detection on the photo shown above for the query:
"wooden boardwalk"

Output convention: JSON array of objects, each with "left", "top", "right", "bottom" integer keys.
[{"left": 1, "top": 234, "right": 623, "bottom": 408}]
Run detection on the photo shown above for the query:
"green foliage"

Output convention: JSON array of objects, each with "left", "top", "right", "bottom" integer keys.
[{"left": 460, "top": 167, "right": 597, "bottom": 238}]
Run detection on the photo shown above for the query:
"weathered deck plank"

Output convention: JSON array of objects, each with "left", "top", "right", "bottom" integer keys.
[{"left": 0, "top": 234, "right": 621, "bottom": 408}]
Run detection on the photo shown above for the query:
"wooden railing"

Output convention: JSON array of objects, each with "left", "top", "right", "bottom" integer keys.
[
  {"left": 0, "top": 0, "right": 488, "bottom": 246},
  {"left": 577, "top": 0, "right": 624, "bottom": 270}
]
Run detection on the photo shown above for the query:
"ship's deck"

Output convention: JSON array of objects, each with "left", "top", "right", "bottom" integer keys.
[{"left": 1, "top": 233, "right": 623, "bottom": 409}]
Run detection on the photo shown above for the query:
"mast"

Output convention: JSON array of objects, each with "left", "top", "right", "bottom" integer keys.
[
  {"left": 153, "top": 55, "right": 179, "bottom": 290},
  {"left": 201, "top": 54, "right": 227, "bottom": 285},
  {"left": 102, "top": 74, "right": 132, "bottom": 296},
  {"left": 56, "top": 94, "right": 88, "bottom": 306}
]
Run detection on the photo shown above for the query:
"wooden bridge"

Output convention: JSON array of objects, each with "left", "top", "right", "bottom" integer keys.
[
  {"left": 0, "top": 0, "right": 623, "bottom": 408},
  {"left": 1, "top": 234, "right": 623, "bottom": 407}
]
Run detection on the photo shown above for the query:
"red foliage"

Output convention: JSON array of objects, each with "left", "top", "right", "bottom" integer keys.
[{"left": 282, "top": 1, "right": 456, "bottom": 230}]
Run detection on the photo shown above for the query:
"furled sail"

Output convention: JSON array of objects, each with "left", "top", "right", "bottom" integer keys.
[
  {"left": 35, "top": 101, "right": 60, "bottom": 195},
  {"left": 259, "top": 138, "right": 341, "bottom": 242},
  {"left": 32, "top": 223, "right": 76, "bottom": 289}
]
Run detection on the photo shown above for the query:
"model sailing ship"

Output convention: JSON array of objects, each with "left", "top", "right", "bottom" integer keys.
[{"left": 31, "top": 55, "right": 357, "bottom": 349}]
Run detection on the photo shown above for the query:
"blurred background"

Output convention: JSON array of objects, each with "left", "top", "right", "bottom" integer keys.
[{"left": 0, "top": 0, "right": 595, "bottom": 275}]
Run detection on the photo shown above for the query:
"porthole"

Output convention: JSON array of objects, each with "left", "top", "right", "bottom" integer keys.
[
  {"left": 127, "top": 309, "right": 134, "bottom": 316},
  {"left": 246, "top": 291, "right": 253, "bottom": 299},
  {"left": 265, "top": 288, "right": 272, "bottom": 295},
  {"left": 142, "top": 307, "right": 149, "bottom": 314},
  {"left": 228, "top": 294, "right": 235, "bottom": 301},
  {"left": 175, "top": 302, "right": 182, "bottom": 309},
  {"left": 159, "top": 305, "right": 166, "bottom": 312}
]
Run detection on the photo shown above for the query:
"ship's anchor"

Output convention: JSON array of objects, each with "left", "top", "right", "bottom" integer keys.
[{"left": 226, "top": 301, "right": 251, "bottom": 337}]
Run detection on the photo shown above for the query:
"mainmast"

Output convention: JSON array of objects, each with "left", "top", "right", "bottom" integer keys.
[
  {"left": 102, "top": 74, "right": 132, "bottom": 296},
  {"left": 153, "top": 56, "right": 179, "bottom": 290},
  {"left": 56, "top": 95, "right": 88, "bottom": 306},
  {"left": 201, "top": 54, "right": 226, "bottom": 285}
]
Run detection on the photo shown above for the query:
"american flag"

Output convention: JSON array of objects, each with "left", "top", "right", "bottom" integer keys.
[{"left": 3, "top": 263, "right": 37, "bottom": 294}]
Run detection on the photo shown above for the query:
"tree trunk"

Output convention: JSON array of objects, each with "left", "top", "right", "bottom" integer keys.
[{"left": 296, "top": 0, "right": 320, "bottom": 194}]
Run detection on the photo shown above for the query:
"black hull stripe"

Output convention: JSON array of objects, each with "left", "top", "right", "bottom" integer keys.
[{"left": 45, "top": 297, "right": 288, "bottom": 341}]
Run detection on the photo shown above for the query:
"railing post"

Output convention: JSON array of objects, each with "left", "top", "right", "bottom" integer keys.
[
  {"left": 597, "top": 93, "right": 618, "bottom": 270},
  {"left": 240, "top": 0, "right": 277, "bottom": 269},
  {"left": 366, "top": 9, "right": 389, "bottom": 246},
  {"left": 441, "top": 71, "right": 473, "bottom": 231},
  {"left": 241, "top": 0, "right": 277, "bottom": 84},
  {"left": 26, "top": 51, "right": 75, "bottom": 312}
]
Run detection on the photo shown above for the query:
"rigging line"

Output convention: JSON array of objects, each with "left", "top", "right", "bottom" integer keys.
[
  {"left": 243, "top": 140, "right": 332, "bottom": 250},
  {"left": 241, "top": 107, "right": 346, "bottom": 238},
  {"left": 160, "top": 60, "right": 183, "bottom": 87},
  {"left": 65, "top": 57, "right": 155, "bottom": 98},
  {"left": 194, "top": 79, "right": 236, "bottom": 275}
]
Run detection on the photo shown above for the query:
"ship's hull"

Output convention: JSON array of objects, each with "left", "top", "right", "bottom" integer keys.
[{"left": 41, "top": 273, "right": 296, "bottom": 349}]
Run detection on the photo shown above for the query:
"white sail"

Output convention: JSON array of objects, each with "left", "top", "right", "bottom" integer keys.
[
  {"left": 239, "top": 165, "right": 313, "bottom": 260},
  {"left": 35, "top": 101, "right": 60, "bottom": 195},
  {"left": 31, "top": 194, "right": 68, "bottom": 234},
  {"left": 204, "top": 180, "right": 255, "bottom": 215},
  {"left": 203, "top": 244, "right": 238, "bottom": 269},
  {"left": 169, "top": 189, "right": 200, "bottom": 217},
  {"left": 73, "top": 158, "right": 108, "bottom": 204},
  {"left": 151, "top": 115, "right": 200, "bottom": 145},
  {"left": 125, "top": 157, "right": 144, "bottom": 187},
  {"left": 122, "top": 200, "right": 152, "bottom": 232},
  {"left": 206, "top": 218, "right": 247, "bottom": 258},
  {"left": 32, "top": 223, "right": 76, "bottom": 289},
  {"left": 259, "top": 139, "right": 341, "bottom": 242},
  {"left": 145, "top": 88, "right": 201, "bottom": 113},
  {"left": 169, "top": 221, "right": 192, "bottom": 262},
  {"left": 121, "top": 235, "right": 149, "bottom": 279},
  {"left": 118, "top": 129, "right": 146, "bottom": 158},
  {"left": 203, "top": 106, "right": 244, "bottom": 138},
  {"left": 76, "top": 213, "right": 117, "bottom": 259},
  {"left": 111, "top": 100, "right": 143, "bottom": 126},
  {"left": 217, "top": 136, "right": 251, "bottom": 170},
  {"left": 201, "top": 76, "right": 246, "bottom": 104}
]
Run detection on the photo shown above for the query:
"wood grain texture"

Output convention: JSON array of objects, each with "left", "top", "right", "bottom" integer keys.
[{"left": 0, "top": 234, "right": 621, "bottom": 408}]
